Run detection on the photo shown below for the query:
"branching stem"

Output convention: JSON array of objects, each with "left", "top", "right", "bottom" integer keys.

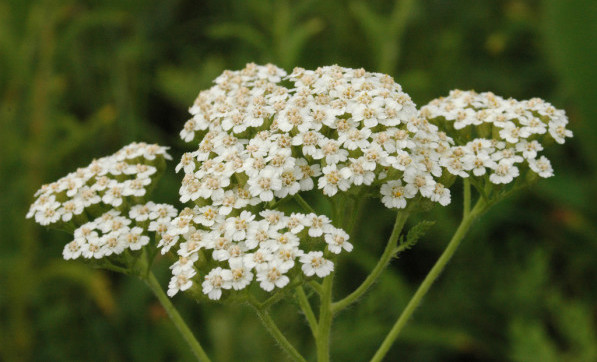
[
  {"left": 250, "top": 300, "right": 307, "bottom": 362},
  {"left": 316, "top": 273, "right": 334, "bottom": 362},
  {"left": 370, "top": 198, "right": 487, "bottom": 362},
  {"left": 145, "top": 272, "right": 211, "bottom": 362},
  {"left": 294, "top": 194, "right": 316, "bottom": 214},
  {"left": 296, "top": 286, "right": 318, "bottom": 337},
  {"left": 332, "top": 210, "right": 409, "bottom": 314}
]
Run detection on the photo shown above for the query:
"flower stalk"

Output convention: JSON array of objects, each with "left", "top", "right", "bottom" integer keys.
[
  {"left": 316, "top": 272, "right": 335, "bottom": 362},
  {"left": 370, "top": 197, "right": 487, "bottom": 362},
  {"left": 250, "top": 300, "right": 307, "bottom": 362},
  {"left": 145, "top": 272, "right": 211, "bottom": 362},
  {"left": 332, "top": 210, "right": 409, "bottom": 314},
  {"left": 295, "top": 286, "right": 318, "bottom": 337}
]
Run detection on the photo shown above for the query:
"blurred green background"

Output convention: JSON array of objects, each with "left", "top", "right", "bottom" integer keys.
[{"left": 1, "top": 0, "right": 596, "bottom": 361}]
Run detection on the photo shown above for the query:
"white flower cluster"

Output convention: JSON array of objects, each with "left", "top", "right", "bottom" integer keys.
[
  {"left": 420, "top": 90, "right": 572, "bottom": 184},
  {"left": 176, "top": 63, "right": 454, "bottom": 210},
  {"left": 27, "top": 142, "right": 172, "bottom": 226},
  {"left": 63, "top": 202, "right": 178, "bottom": 260},
  {"left": 165, "top": 207, "right": 351, "bottom": 299}
]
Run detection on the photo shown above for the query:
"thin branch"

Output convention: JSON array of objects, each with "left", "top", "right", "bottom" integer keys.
[
  {"left": 250, "top": 302, "right": 307, "bottom": 362},
  {"left": 295, "top": 286, "right": 318, "bottom": 337},
  {"left": 463, "top": 178, "right": 471, "bottom": 218},
  {"left": 370, "top": 199, "right": 487, "bottom": 362},
  {"left": 308, "top": 280, "right": 322, "bottom": 295},
  {"left": 331, "top": 210, "right": 409, "bottom": 314},
  {"left": 294, "top": 194, "right": 316, "bottom": 214},
  {"left": 145, "top": 273, "right": 211, "bottom": 361}
]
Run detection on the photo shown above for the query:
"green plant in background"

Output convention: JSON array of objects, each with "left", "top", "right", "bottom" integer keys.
[
  {"left": 0, "top": 1, "right": 189, "bottom": 360},
  {"left": 207, "top": 0, "right": 324, "bottom": 69},
  {"left": 26, "top": 63, "right": 573, "bottom": 361},
  {"left": 349, "top": 0, "right": 415, "bottom": 74},
  {"left": 0, "top": 2, "right": 121, "bottom": 360}
]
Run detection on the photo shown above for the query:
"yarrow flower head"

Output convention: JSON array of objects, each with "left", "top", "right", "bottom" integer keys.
[
  {"left": 27, "top": 142, "right": 177, "bottom": 268},
  {"left": 420, "top": 90, "right": 572, "bottom": 186},
  {"left": 27, "top": 142, "right": 171, "bottom": 226},
  {"left": 164, "top": 207, "right": 348, "bottom": 299},
  {"left": 177, "top": 63, "right": 455, "bottom": 210},
  {"left": 64, "top": 203, "right": 177, "bottom": 261}
]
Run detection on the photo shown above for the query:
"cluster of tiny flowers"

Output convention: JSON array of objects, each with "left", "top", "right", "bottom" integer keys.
[
  {"left": 420, "top": 90, "right": 573, "bottom": 184},
  {"left": 27, "top": 143, "right": 172, "bottom": 226},
  {"left": 63, "top": 202, "right": 178, "bottom": 260},
  {"left": 176, "top": 63, "right": 454, "bottom": 210},
  {"left": 165, "top": 207, "right": 351, "bottom": 299}
]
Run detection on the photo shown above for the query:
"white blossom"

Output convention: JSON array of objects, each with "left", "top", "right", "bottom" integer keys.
[
  {"left": 167, "top": 268, "right": 196, "bottom": 297},
  {"left": 202, "top": 267, "right": 232, "bottom": 300},
  {"left": 257, "top": 260, "right": 290, "bottom": 292},
  {"left": 421, "top": 89, "right": 571, "bottom": 185},
  {"left": 300, "top": 251, "right": 334, "bottom": 277}
]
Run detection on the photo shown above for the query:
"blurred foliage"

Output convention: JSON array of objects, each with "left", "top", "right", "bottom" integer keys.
[{"left": 1, "top": 0, "right": 595, "bottom": 361}]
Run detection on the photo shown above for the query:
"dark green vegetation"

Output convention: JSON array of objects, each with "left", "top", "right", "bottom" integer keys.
[{"left": 1, "top": 0, "right": 596, "bottom": 361}]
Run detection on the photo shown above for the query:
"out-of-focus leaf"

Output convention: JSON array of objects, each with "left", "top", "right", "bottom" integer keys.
[
  {"left": 156, "top": 57, "right": 225, "bottom": 107},
  {"left": 544, "top": 0, "right": 597, "bottom": 169},
  {"left": 547, "top": 294, "right": 597, "bottom": 362},
  {"left": 207, "top": 23, "right": 268, "bottom": 51},
  {"left": 40, "top": 261, "right": 116, "bottom": 316},
  {"left": 508, "top": 318, "right": 560, "bottom": 362},
  {"left": 350, "top": 0, "right": 415, "bottom": 73},
  {"left": 279, "top": 17, "right": 324, "bottom": 68},
  {"left": 399, "top": 323, "right": 480, "bottom": 352},
  {"left": 50, "top": 104, "right": 118, "bottom": 161}
]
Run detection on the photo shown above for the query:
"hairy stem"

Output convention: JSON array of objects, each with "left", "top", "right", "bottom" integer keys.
[
  {"left": 332, "top": 210, "right": 409, "bottom": 314},
  {"left": 316, "top": 273, "right": 334, "bottom": 362},
  {"left": 308, "top": 280, "right": 323, "bottom": 295},
  {"left": 145, "top": 272, "right": 211, "bottom": 362},
  {"left": 253, "top": 306, "right": 307, "bottom": 362},
  {"left": 296, "top": 286, "right": 318, "bottom": 337},
  {"left": 370, "top": 198, "right": 486, "bottom": 362},
  {"left": 315, "top": 195, "right": 351, "bottom": 361},
  {"left": 463, "top": 179, "right": 471, "bottom": 218},
  {"left": 295, "top": 194, "right": 316, "bottom": 214}
]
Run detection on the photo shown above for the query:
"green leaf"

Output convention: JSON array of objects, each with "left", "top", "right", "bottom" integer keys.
[{"left": 398, "top": 220, "right": 435, "bottom": 253}]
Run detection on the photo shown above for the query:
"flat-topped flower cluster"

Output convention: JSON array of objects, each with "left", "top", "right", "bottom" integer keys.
[
  {"left": 64, "top": 202, "right": 178, "bottom": 260},
  {"left": 27, "top": 64, "right": 573, "bottom": 305},
  {"left": 27, "top": 142, "right": 172, "bottom": 226},
  {"left": 165, "top": 207, "right": 350, "bottom": 299},
  {"left": 420, "top": 90, "right": 572, "bottom": 184},
  {"left": 177, "top": 63, "right": 453, "bottom": 211}
]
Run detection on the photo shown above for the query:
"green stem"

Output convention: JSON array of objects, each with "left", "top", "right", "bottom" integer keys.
[
  {"left": 295, "top": 194, "right": 316, "bottom": 214},
  {"left": 308, "top": 280, "right": 323, "bottom": 295},
  {"left": 315, "top": 195, "right": 352, "bottom": 361},
  {"left": 256, "top": 278, "right": 305, "bottom": 309},
  {"left": 347, "top": 196, "right": 366, "bottom": 237},
  {"left": 253, "top": 307, "right": 307, "bottom": 362},
  {"left": 463, "top": 179, "right": 471, "bottom": 218},
  {"left": 332, "top": 210, "right": 409, "bottom": 314},
  {"left": 296, "top": 286, "right": 318, "bottom": 337},
  {"left": 316, "top": 273, "right": 334, "bottom": 362},
  {"left": 370, "top": 198, "right": 486, "bottom": 362},
  {"left": 145, "top": 272, "right": 211, "bottom": 362},
  {"left": 97, "top": 262, "right": 129, "bottom": 275}
]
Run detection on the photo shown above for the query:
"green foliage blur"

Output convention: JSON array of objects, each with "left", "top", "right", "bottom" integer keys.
[{"left": 1, "top": 0, "right": 596, "bottom": 360}]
